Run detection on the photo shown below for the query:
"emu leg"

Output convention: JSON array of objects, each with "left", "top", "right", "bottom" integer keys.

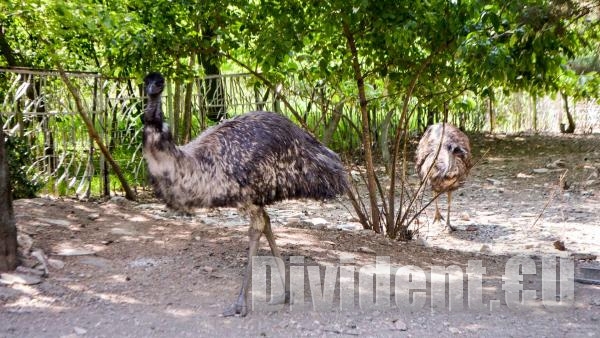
[
  {"left": 446, "top": 191, "right": 456, "bottom": 231},
  {"left": 261, "top": 207, "right": 287, "bottom": 304},
  {"left": 223, "top": 226, "right": 262, "bottom": 317},
  {"left": 433, "top": 193, "right": 444, "bottom": 223}
]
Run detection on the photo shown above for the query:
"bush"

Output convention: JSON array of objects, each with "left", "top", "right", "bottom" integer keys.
[{"left": 5, "top": 135, "right": 43, "bottom": 199}]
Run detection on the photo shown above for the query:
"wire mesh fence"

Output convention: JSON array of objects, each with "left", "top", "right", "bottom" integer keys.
[
  {"left": 0, "top": 68, "right": 278, "bottom": 198},
  {"left": 1, "top": 67, "right": 599, "bottom": 199}
]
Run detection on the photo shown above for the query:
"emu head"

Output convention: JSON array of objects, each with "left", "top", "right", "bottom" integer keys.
[
  {"left": 144, "top": 72, "right": 164, "bottom": 97},
  {"left": 142, "top": 72, "right": 165, "bottom": 129},
  {"left": 447, "top": 143, "right": 467, "bottom": 158}
]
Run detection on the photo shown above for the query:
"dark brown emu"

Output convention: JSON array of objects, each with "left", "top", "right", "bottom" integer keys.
[
  {"left": 415, "top": 123, "right": 472, "bottom": 231},
  {"left": 142, "top": 73, "right": 348, "bottom": 316}
]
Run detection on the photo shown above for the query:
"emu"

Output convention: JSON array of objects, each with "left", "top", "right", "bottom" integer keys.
[
  {"left": 141, "top": 73, "right": 348, "bottom": 316},
  {"left": 415, "top": 123, "right": 472, "bottom": 231}
]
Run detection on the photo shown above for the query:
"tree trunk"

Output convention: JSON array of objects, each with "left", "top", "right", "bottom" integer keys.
[
  {"left": 488, "top": 95, "right": 494, "bottom": 133},
  {"left": 0, "top": 127, "right": 18, "bottom": 272},
  {"left": 531, "top": 94, "right": 538, "bottom": 132},
  {"left": 560, "top": 92, "right": 575, "bottom": 133},
  {"left": 321, "top": 100, "right": 345, "bottom": 147},
  {"left": 342, "top": 22, "right": 381, "bottom": 233},
  {"left": 183, "top": 81, "right": 193, "bottom": 143},
  {"left": 199, "top": 27, "right": 227, "bottom": 122},
  {"left": 173, "top": 80, "right": 182, "bottom": 142},
  {"left": 379, "top": 109, "right": 395, "bottom": 173}
]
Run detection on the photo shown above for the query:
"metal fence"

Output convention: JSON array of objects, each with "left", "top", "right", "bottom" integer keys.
[
  {"left": 1, "top": 67, "right": 599, "bottom": 199},
  {"left": 0, "top": 68, "right": 276, "bottom": 198}
]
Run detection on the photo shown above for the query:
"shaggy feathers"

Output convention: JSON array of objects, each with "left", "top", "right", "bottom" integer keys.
[
  {"left": 142, "top": 73, "right": 348, "bottom": 212},
  {"left": 416, "top": 123, "right": 472, "bottom": 193},
  {"left": 415, "top": 123, "right": 472, "bottom": 231}
]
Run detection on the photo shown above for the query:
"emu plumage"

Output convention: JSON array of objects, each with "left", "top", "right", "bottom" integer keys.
[
  {"left": 415, "top": 123, "right": 472, "bottom": 231},
  {"left": 142, "top": 72, "right": 348, "bottom": 316}
]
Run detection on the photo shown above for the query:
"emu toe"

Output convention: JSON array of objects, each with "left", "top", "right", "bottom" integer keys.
[
  {"left": 223, "top": 300, "right": 248, "bottom": 317},
  {"left": 433, "top": 209, "right": 444, "bottom": 223}
]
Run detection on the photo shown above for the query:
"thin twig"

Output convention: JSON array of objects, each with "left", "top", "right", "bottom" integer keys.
[{"left": 531, "top": 170, "right": 568, "bottom": 228}]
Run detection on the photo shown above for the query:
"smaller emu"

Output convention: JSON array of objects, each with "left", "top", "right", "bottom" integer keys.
[
  {"left": 415, "top": 123, "right": 472, "bottom": 231},
  {"left": 142, "top": 73, "right": 348, "bottom": 316}
]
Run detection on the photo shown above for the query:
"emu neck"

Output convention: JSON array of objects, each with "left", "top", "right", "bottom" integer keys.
[{"left": 144, "top": 95, "right": 163, "bottom": 127}]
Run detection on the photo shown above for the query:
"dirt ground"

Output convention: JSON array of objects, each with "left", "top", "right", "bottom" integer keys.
[{"left": 1, "top": 133, "right": 600, "bottom": 337}]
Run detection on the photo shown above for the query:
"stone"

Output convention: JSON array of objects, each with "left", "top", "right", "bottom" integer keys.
[
  {"left": 48, "top": 258, "right": 65, "bottom": 269},
  {"left": 55, "top": 247, "right": 96, "bottom": 256},
  {"left": 45, "top": 219, "right": 71, "bottom": 227},
  {"left": 73, "top": 327, "right": 87, "bottom": 335},
  {"left": 415, "top": 238, "right": 429, "bottom": 247},
  {"left": 337, "top": 222, "right": 363, "bottom": 231},
  {"left": 358, "top": 247, "right": 376, "bottom": 254},
  {"left": 480, "top": 244, "right": 492, "bottom": 253},
  {"left": 392, "top": 319, "right": 408, "bottom": 331},
  {"left": 0, "top": 272, "right": 43, "bottom": 285}
]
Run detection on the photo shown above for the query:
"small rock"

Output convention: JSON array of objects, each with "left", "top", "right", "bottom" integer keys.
[
  {"left": 307, "top": 218, "right": 329, "bottom": 226},
  {"left": 517, "top": 172, "right": 534, "bottom": 178},
  {"left": 55, "top": 248, "right": 96, "bottom": 256},
  {"left": 449, "top": 327, "right": 460, "bottom": 334},
  {"left": 45, "top": 219, "right": 71, "bottom": 227},
  {"left": 358, "top": 247, "right": 376, "bottom": 254},
  {"left": 286, "top": 220, "right": 312, "bottom": 229},
  {"left": 533, "top": 168, "right": 550, "bottom": 174},
  {"left": 459, "top": 212, "right": 470, "bottom": 221},
  {"left": 202, "top": 266, "right": 214, "bottom": 273},
  {"left": 17, "top": 233, "right": 34, "bottom": 254},
  {"left": 48, "top": 258, "right": 65, "bottom": 269},
  {"left": 88, "top": 213, "right": 100, "bottom": 221},
  {"left": 553, "top": 240, "right": 566, "bottom": 251},
  {"left": 74, "top": 326, "right": 87, "bottom": 335},
  {"left": 110, "top": 196, "right": 130, "bottom": 206},
  {"left": 392, "top": 319, "right": 408, "bottom": 331},
  {"left": 465, "top": 225, "right": 478, "bottom": 231},
  {"left": 30, "top": 249, "right": 50, "bottom": 275},
  {"left": 485, "top": 178, "right": 502, "bottom": 185},
  {"left": 415, "top": 238, "right": 428, "bottom": 247},
  {"left": 546, "top": 159, "right": 567, "bottom": 169},
  {"left": 524, "top": 244, "right": 535, "bottom": 249},
  {"left": 0, "top": 272, "right": 43, "bottom": 285},
  {"left": 480, "top": 245, "right": 492, "bottom": 253},
  {"left": 337, "top": 222, "right": 363, "bottom": 231},
  {"left": 16, "top": 266, "right": 45, "bottom": 277}
]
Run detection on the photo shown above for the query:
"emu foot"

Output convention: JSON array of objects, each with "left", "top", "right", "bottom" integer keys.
[
  {"left": 433, "top": 210, "right": 445, "bottom": 223},
  {"left": 222, "top": 300, "right": 248, "bottom": 317},
  {"left": 445, "top": 222, "right": 456, "bottom": 232}
]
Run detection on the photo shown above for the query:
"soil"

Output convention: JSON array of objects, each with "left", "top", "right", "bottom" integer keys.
[{"left": 1, "top": 133, "right": 600, "bottom": 337}]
